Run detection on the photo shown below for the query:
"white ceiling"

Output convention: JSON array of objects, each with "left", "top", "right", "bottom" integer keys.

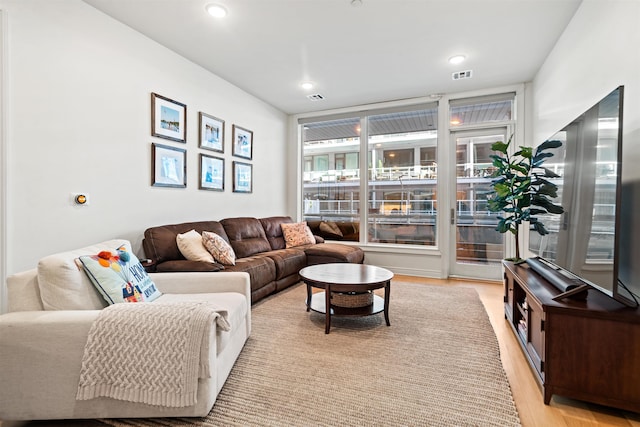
[{"left": 83, "top": 0, "right": 582, "bottom": 115}]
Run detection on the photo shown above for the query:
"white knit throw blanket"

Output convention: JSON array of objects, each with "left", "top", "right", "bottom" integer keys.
[{"left": 76, "top": 301, "right": 231, "bottom": 408}]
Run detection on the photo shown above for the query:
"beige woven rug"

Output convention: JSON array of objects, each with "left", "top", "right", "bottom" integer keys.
[{"left": 95, "top": 281, "right": 520, "bottom": 427}]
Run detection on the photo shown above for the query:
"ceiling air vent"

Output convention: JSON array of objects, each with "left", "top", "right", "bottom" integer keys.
[
  {"left": 452, "top": 70, "right": 473, "bottom": 80},
  {"left": 307, "top": 93, "right": 325, "bottom": 101}
]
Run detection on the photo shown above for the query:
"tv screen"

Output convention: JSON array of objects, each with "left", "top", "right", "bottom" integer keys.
[{"left": 528, "top": 86, "right": 624, "bottom": 300}]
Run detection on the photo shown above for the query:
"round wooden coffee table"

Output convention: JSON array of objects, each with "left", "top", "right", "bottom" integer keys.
[{"left": 299, "top": 263, "right": 394, "bottom": 334}]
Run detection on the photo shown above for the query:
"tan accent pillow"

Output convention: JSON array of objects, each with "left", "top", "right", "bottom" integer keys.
[
  {"left": 281, "top": 221, "right": 316, "bottom": 248},
  {"left": 176, "top": 230, "right": 215, "bottom": 263},
  {"left": 319, "top": 221, "right": 343, "bottom": 238},
  {"left": 202, "top": 231, "right": 236, "bottom": 265}
]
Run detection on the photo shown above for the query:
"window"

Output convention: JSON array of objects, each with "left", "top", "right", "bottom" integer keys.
[
  {"left": 302, "top": 117, "right": 361, "bottom": 232},
  {"left": 335, "top": 152, "right": 359, "bottom": 171},
  {"left": 301, "top": 105, "right": 438, "bottom": 246},
  {"left": 449, "top": 94, "right": 513, "bottom": 128}
]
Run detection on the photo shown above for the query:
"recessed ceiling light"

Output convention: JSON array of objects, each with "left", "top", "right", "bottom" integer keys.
[
  {"left": 206, "top": 4, "right": 227, "bottom": 18},
  {"left": 300, "top": 82, "right": 314, "bottom": 90},
  {"left": 449, "top": 55, "right": 466, "bottom": 65},
  {"left": 351, "top": 0, "right": 363, "bottom": 7}
]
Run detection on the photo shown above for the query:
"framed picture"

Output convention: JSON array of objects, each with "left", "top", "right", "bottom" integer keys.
[
  {"left": 151, "top": 92, "right": 186, "bottom": 143},
  {"left": 199, "top": 154, "right": 224, "bottom": 191},
  {"left": 232, "top": 125, "right": 253, "bottom": 159},
  {"left": 151, "top": 143, "right": 186, "bottom": 188},
  {"left": 199, "top": 112, "right": 225, "bottom": 153},
  {"left": 232, "top": 161, "right": 252, "bottom": 193}
]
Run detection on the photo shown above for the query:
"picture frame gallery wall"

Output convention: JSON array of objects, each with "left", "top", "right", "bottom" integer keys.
[{"left": 150, "top": 92, "right": 253, "bottom": 193}]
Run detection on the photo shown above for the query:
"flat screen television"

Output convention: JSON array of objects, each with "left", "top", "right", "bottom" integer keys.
[{"left": 528, "top": 86, "right": 638, "bottom": 307}]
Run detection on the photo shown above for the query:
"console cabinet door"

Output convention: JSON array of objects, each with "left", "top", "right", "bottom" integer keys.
[
  {"left": 526, "top": 297, "right": 545, "bottom": 380},
  {"left": 504, "top": 271, "right": 514, "bottom": 321}
]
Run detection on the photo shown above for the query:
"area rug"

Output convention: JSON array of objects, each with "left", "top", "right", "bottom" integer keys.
[{"left": 97, "top": 282, "right": 520, "bottom": 427}]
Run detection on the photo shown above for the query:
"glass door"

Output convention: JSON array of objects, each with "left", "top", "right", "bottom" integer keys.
[{"left": 449, "top": 128, "right": 507, "bottom": 279}]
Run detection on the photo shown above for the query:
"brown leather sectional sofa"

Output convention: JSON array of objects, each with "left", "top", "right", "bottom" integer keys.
[{"left": 142, "top": 216, "right": 364, "bottom": 303}]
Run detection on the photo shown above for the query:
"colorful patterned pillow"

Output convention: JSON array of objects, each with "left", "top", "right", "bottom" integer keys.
[
  {"left": 78, "top": 244, "right": 162, "bottom": 305},
  {"left": 202, "top": 231, "right": 236, "bottom": 265},
  {"left": 176, "top": 229, "right": 215, "bottom": 263},
  {"left": 281, "top": 221, "right": 316, "bottom": 248}
]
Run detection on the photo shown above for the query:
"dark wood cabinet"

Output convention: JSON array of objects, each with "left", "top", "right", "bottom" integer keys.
[{"left": 503, "top": 261, "right": 640, "bottom": 413}]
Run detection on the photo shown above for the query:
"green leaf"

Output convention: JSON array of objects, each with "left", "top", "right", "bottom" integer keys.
[
  {"left": 536, "top": 139, "right": 563, "bottom": 155},
  {"left": 532, "top": 152, "right": 554, "bottom": 166},
  {"left": 519, "top": 146, "right": 533, "bottom": 159},
  {"left": 516, "top": 193, "right": 531, "bottom": 209},
  {"left": 531, "top": 177, "right": 551, "bottom": 186},
  {"left": 491, "top": 141, "right": 508, "bottom": 154},
  {"left": 532, "top": 221, "right": 550, "bottom": 236},
  {"left": 528, "top": 208, "right": 547, "bottom": 216},
  {"left": 511, "top": 163, "right": 528, "bottom": 175},
  {"left": 494, "top": 182, "right": 511, "bottom": 197},
  {"left": 540, "top": 167, "right": 560, "bottom": 178},
  {"left": 495, "top": 219, "right": 511, "bottom": 233},
  {"left": 537, "top": 183, "right": 559, "bottom": 198},
  {"left": 532, "top": 195, "right": 564, "bottom": 214}
]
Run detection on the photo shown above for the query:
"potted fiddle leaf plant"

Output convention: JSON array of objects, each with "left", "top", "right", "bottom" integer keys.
[{"left": 488, "top": 135, "right": 564, "bottom": 261}]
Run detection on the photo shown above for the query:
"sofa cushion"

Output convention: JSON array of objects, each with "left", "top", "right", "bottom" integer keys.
[
  {"left": 156, "top": 292, "right": 247, "bottom": 355},
  {"left": 260, "top": 249, "right": 307, "bottom": 280},
  {"left": 259, "top": 216, "right": 294, "bottom": 250},
  {"left": 281, "top": 221, "right": 315, "bottom": 248},
  {"left": 176, "top": 230, "right": 215, "bottom": 263},
  {"left": 220, "top": 217, "right": 272, "bottom": 258},
  {"left": 37, "top": 239, "right": 127, "bottom": 310},
  {"left": 143, "top": 221, "right": 229, "bottom": 264},
  {"left": 222, "top": 256, "right": 276, "bottom": 292},
  {"left": 202, "top": 231, "right": 236, "bottom": 265},
  {"left": 78, "top": 244, "right": 162, "bottom": 304},
  {"left": 304, "top": 243, "right": 365, "bottom": 265}
]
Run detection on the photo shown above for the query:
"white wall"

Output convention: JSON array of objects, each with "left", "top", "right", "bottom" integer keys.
[
  {"left": 1, "top": 0, "right": 289, "bottom": 276},
  {"left": 531, "top": 0, "right": 640, "bottom": 156},
  {"left": 527, "top": 0, "right": 640, "bottom": 264}
]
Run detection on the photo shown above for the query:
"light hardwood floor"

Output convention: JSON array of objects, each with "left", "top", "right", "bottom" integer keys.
[
  {"left": 3, "top": 276, "right": 639, "bottom": 427},
  {"left": 395, "top": 274, "right": 640, "bottom": 427}
]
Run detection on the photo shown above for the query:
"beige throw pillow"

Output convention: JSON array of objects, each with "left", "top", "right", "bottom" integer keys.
[
  {"left": 202, "top": 231, "right": 236, "bottom": 265},
  {"left": 176, "top": 230, "right": 215, "bottom": 263},
  {"left": 281, "top": 221, "right": 316, "bottom": 248}
]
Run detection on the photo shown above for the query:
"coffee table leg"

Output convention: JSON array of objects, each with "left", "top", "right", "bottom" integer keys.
[
  {"left": 306, "top": 282, "right": 311, "bottom": 312},
  {"left": 325, "top": 285, "right": 331, "bottom": 334},
  {"left": 384, "top": 280, "right": 391, "bottom": 326}
]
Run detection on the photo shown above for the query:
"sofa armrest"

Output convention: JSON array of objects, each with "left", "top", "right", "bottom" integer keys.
[
  {"left": 0, "top": 301, "right": 231, "bottom": 420},
  {"left": 150, "top": 271, "right": 251, "bottom": 299},
  {"left": 0, "top": 310, "right": 100, "bottom": 419}
]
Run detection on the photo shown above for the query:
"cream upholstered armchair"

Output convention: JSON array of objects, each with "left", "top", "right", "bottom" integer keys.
[{"left": 0, "top": 240, "right": 251, "bottom": 421}]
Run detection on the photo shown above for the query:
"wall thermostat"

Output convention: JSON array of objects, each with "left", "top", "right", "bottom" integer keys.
[{"left": 72, "top": 193, "right": 90, "bottom": 206}]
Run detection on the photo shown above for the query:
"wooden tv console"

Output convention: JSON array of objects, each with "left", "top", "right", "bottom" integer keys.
[{"left": 503, "top": 261, "right": 640, "bottom": 413}]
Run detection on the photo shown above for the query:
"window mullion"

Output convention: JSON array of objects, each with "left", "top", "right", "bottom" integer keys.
[{"left": 359, "top": 115, "right": 368, "bottom": 244}]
